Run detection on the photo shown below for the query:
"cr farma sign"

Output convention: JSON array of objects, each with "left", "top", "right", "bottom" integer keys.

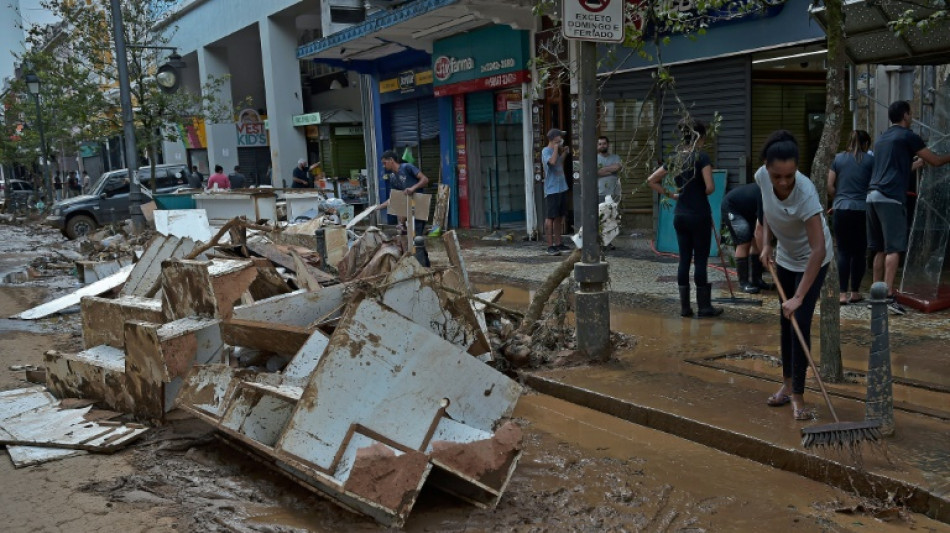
[{"left": 562, "top": 0, "right": 624, "bottom": 42}]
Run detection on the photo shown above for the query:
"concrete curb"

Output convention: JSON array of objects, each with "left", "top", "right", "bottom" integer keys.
[{"left": 522, "top": 373, "right": 950, "bottom": 524}]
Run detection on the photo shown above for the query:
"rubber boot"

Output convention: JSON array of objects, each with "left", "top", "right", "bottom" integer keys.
[
  {"left": 678, "top": 285, "right": 694, "bottom": 317},
  {"left": 750, "top": 256, "right": 776, "bottom": 291},
  {"left": 736, "top": 257, "right": 760, "bottom": 294},
  {"left": 696, "top": 284, "right": 723, "bottom": 318}
]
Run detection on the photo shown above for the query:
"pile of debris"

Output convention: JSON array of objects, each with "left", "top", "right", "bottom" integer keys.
[{"left": 7, "top": 213, "right": 525, "bottom": 527}]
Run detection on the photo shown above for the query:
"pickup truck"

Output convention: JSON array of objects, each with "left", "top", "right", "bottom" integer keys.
[{"left": 45, "top": 164, "right": 189, "bottom": 239}]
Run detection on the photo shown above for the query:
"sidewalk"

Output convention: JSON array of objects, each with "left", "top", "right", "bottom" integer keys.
[{"left": 430, "top": 230, "right": 950, "bottom": 523}]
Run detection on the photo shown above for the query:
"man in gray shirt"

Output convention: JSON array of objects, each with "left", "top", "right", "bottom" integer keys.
[
  {"left": 596, "top": 136, "right": 622, "bottom": 204},
  {"left": 867, "top": 100, "right": 950, "bottom": 314},
  {"left": 229, "top": 166, "right": 247, "bottom": 189}
]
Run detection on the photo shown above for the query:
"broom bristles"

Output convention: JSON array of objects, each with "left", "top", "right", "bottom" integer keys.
[{"left": 801, "top": 420, "right": 883, "bottom": 449}]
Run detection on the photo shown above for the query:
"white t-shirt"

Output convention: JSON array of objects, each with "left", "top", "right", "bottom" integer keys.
[{"left": 754, "top": 165, "right": 833, "bottom": 272}]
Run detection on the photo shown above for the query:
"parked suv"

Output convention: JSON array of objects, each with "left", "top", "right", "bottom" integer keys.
[
  {"left": 1, "top": 178, "right": 36, "bottom": 211},
  {"left": 46, "top": 163, "right": 189, "bottom": 239}
]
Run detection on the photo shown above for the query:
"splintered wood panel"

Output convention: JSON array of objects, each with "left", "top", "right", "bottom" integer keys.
[
  {"left": 275, "top": 299, "right": 521, "bottom": 472},
  {"left": 160, "top": 260, "right": 217, "bottom": 321},
  {"left": 232, "top": 284, "right": 347, "bottom": 327},
  {"left": 221, "top": 319, "right": 313, "bottom": 356}
]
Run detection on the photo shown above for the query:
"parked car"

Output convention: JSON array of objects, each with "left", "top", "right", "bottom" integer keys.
[
  {"left": 1, "top": 178, "right": 36, "bottom": 210},
  {"left": 45, "top": 164, "right": 189, "bottom": 239}
]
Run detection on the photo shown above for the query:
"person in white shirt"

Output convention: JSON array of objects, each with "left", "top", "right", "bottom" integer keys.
[{"left": 756, "top": 130, "right": 832, "bottom": 421}]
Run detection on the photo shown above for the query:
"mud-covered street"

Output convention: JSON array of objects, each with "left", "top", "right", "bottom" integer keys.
[{"left": 1, "top": 221, "right": 948, "bottom": 532}]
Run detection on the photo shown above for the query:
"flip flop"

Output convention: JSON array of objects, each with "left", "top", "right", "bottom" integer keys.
[
  {"left": 766, "top": 393, "right": 790, "bottom": 407},
  {"left": 849, "top": 295, "right": 864, "bottom": 304}
]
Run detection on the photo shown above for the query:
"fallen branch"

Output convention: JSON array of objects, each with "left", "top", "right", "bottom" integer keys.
[
  {"left": 441, "top": 285, "right": 524, "bottom": 319},
  {"left": 519, "top": 249, "right": 582, "bottom": 332},
  {"left": 185, "top": 218, "right": 278, "bottom": 260}
]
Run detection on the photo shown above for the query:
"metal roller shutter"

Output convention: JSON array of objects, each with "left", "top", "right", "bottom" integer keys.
[
  {"left": 237, "top": 147, "right": 271, "bottom": 186},
  {"left": 660, "top": 57, "right": 750, "bottom": 189},
  {"left": 331, "top": 136, "right": 366, "bottom": 179}
]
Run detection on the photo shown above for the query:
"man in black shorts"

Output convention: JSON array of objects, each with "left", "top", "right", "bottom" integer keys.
[
  {"left": 867, "top": 101, "right": 950, "bottom": 314},
  {"left": 541, "top": 129, "right": 571, "bottom": 255},
  {"left": 721, "top": 182, "right": 772, "bottom": 293}
]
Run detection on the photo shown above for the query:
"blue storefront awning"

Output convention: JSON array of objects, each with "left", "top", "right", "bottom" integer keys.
[{"left": 296, "top": 0, "right": 535, "bottom": 72}]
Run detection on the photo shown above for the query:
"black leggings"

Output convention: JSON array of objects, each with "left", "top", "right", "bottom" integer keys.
[
  {"left": 834, "top": 209, "right": 867, "bottom": 292},
  {"left": 776, "top": 263, "right": 828, "bottom": 395},
  {"left": 673, "top": 212, "right": 712, "bottom": 286}
]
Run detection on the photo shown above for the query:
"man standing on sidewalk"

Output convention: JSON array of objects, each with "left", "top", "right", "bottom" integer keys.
[
  {"left": 596, "top": 136, "right": 622, "bottom": 204},
  {"left": 867, "top": 100, "right": 950, "bottom": 314},
  {"left": 541, "top": 128, "right": 570, "bottom": 256}
]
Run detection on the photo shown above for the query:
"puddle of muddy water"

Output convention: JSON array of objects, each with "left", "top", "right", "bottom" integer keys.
[{"left": 478, "top": 281, "right": 949, "bottom": 408}]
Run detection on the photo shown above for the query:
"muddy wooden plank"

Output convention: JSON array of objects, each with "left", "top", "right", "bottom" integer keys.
[
  {"left": 80, "top": 295, "right": 163, "bottom": 349},
  {"left": 442, "top": 230, "right": 472, "bottom": 293},
  {"left": 208, "top": 259, "right": 259, "bottom": 320},
  {"left": 0, "top": 387, "right": 148, "bottom": 465},
  {"left": 232, "top": 284, "right": 347, "bottom": 328},
  {"left": 325, "top": 226, "right": 348, "bottom": 268},
  {"left": 12, "top": 265, "right": 134, "bottom": 320},
  {"left": 160, "top": 260, "right": 218, "bottom": 321},
  {"left": 275, "top": 298, "right": 521, "bottom": 472},
  {"left": 121, "top": 235, "right": 181, "bottom": 297},
  {"left": 221, "top": 319, "right": 312, "bottom": 356}
]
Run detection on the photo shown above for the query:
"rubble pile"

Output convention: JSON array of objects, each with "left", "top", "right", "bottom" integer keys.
[{"left": 5, "top": 216, "right": 525, "bottom": 528}]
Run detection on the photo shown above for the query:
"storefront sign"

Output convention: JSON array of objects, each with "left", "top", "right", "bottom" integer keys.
[
  {"left": 292, "top": 112, "right": 322, "bottom": 127},
  {"left": 335, "top": 126, "right": 364, "bottom": 136},
  {"left": 432, "top": 25, "right": 530, "bottom": 94},
  {"left": 379, "top": 68, "right": 434, "bottom": 104},
  {"left": 562, "top": 0, "right": 624, "bottom": 43},
  {"left": 454, "top": 94, "right": 469, "bottom": 228},
  {"left": 237, "top": 122, "right": 268, "bottom": 147},
  {"left": 433, "top": 70, "right": 530, "bottom": 98}
]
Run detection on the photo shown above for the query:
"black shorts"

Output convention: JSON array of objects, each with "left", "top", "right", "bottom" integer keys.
[
  {"left": 724, "top": 211, "right": 754, "bottom": 245},
  {"left": 867, "top": 201, "right": 908, "bottom": 253},
  {"left": 545, "top": 191, "right": 567, "bottom": 219}
]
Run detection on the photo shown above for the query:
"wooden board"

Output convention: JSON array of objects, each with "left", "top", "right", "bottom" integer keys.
[
  {"left": 388, "top": 190, "right": 432, "bottom": 222},
  {"left": 13, "top": 266, "right": 134, "bottom": 320}
]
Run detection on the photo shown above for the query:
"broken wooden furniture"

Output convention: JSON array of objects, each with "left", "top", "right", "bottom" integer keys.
[{"left": 177, "top": 259, "right": 522, "bottom": 527}]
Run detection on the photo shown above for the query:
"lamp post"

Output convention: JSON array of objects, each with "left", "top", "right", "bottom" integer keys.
[
  {"left": 110, "top": 0, "right": 144, "bottom": 233},
  {"left": 24, "top": 72, "right": 52, "bottom": 206}
]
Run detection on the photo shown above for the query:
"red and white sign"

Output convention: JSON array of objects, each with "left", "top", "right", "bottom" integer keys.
[
  {"left": 562, "top": 0, "right": 624, "bottom": 42},
  {"left": 433, "top": 70, "right": 531, "bottom": 98},
  {"left": 454, "top": 95, "right": 470, "bottom": 228}
]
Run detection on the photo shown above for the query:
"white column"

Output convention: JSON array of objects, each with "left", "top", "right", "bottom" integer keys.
[
  {"left": 197, "top": 46, "right": 239, "bottom": 173},
  {"left": 260, "top": 16, "right": 306, "bottom": 188},
  {"left": 522, "top": 82, "right": 537, "bottom": 238}
]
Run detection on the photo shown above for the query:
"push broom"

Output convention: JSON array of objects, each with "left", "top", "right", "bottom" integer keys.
[{"left": 767, "top": 262, "right": 882, "bottom": 449}]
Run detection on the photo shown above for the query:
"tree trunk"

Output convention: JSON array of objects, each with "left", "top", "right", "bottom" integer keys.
[
  {"left": 519, "top": 249, "right": 582, "bottom": 332},
  {"left": 811, "top": 0, "right": 847, "bottom": 383}
]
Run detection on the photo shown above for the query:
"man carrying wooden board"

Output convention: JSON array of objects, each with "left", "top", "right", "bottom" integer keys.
[{"left": 376, "top": 150, "right": 431, "bottom": 238}]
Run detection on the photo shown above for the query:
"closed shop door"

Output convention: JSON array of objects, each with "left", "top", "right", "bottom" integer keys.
[{"left": 237, "top": 147, "right": 271, "bottom": 186}]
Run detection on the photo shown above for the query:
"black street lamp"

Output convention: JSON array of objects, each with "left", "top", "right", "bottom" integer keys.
[
  {"left": 24, "top": 71, "right": 52, "bottom": 206},
  {"left": 156, "top": 52, "right": 186, "bottom": 94}
]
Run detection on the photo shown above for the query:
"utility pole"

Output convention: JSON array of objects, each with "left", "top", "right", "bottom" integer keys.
[
  {"left": 562, "top": 0, "right": 622, "bottom": 360},
  {"left": 110, "top": 0, "right": 145, "bottom": 233},
  {"left": 31, "top": 94, "right": 52, "bottom": 206},
  {"left": 572, "top": 40, "right": 610, "bottom": 360}
]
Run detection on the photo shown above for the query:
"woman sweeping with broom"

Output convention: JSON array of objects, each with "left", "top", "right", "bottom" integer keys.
[{"left": 756, "top": 131, "right": 834, "bottom": 420}]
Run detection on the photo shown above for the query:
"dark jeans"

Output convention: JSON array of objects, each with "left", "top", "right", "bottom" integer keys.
[
  {"left": 834, "top": 209, "right": 867, "bottom": 292},
  {"left": 673, "top": 212, "right": 712, "bottom": 286},
  {"left": 775, "top": 263, "right": 828, "bottom": 395}
]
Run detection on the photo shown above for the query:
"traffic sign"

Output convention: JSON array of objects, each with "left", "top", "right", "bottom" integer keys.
[{"left": 562, "top": 0, "right": 624, "bottom": 42}]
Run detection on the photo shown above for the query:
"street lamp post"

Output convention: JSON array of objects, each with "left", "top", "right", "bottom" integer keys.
[
  {"left": 110, "top": 0, "right": 145, "bottom": 233},
  {"left": 24, "top": 73, "right": 52, "bottom": 206}
]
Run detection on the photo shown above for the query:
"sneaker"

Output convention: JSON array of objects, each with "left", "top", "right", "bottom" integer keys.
[
  {"left": 546, "top": 246, "right": 561, "bottom": 256},
  {"left": 888, "top": 299, "right": 906, "bottom": 315},
  {"left": 557, "top": 243, "right": 571, "bottom": 251}
]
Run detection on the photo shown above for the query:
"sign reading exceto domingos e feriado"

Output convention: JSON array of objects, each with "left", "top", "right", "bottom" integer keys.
[{"left": 562, "top": 0, "right": 625, "bottom": 42}]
